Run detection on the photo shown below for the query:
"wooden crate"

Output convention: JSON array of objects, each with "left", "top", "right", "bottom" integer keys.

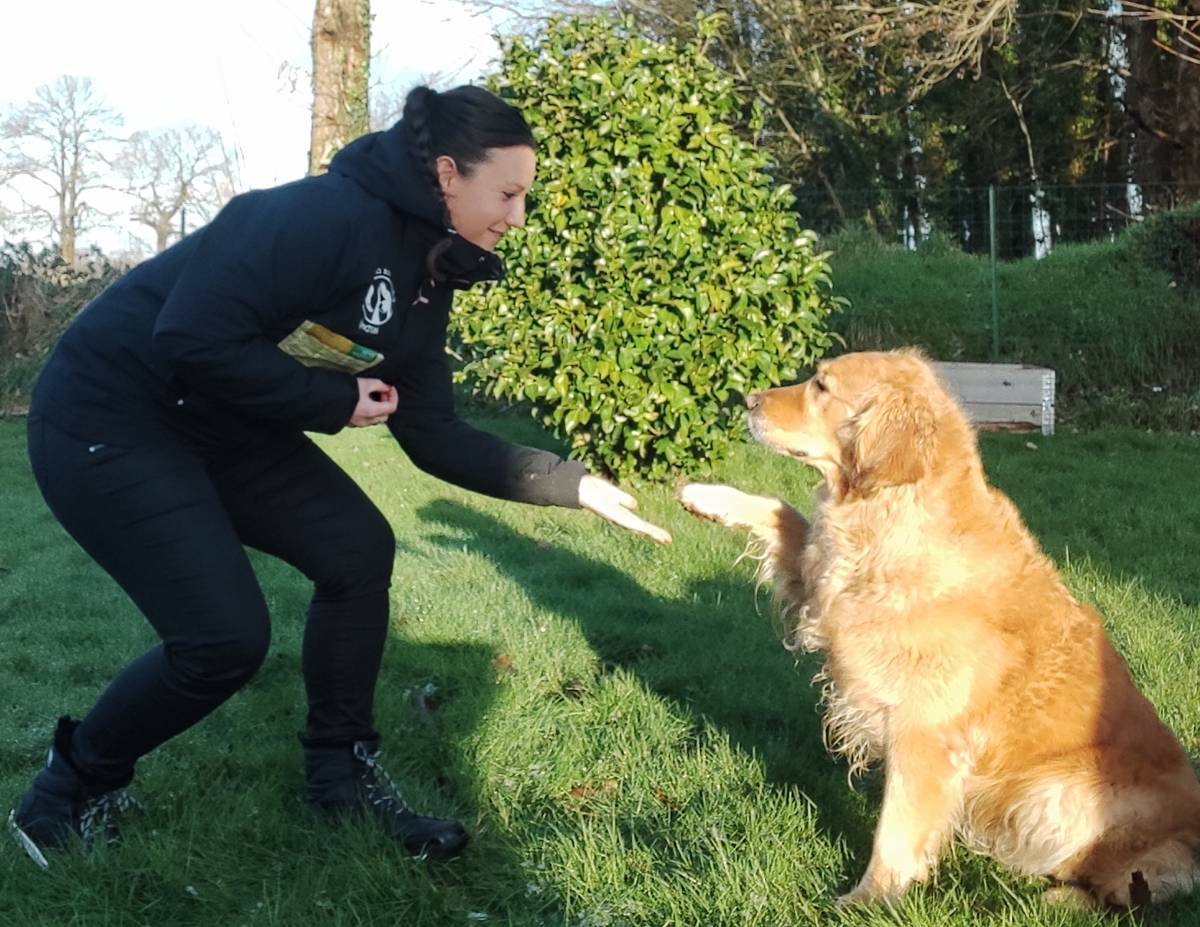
[{"left": 932, "top": 361, "right": 1056, "bottom": 436}]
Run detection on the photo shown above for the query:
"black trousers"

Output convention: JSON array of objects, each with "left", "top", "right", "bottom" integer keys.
[{"left": 26, "top": 415, "right": 394, "bottom": 785}]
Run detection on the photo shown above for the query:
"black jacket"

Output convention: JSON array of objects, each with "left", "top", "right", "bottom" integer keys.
[{"left": 31, "top": 121, "right": 585, "bottom": 507}]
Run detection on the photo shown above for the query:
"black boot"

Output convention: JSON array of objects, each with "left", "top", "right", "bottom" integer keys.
[
  {"left": 302, "top": 737, "right": 468, "bottom": 860},
  {"left": 8, "top": 717, "right": 141, "bottom": 869}
]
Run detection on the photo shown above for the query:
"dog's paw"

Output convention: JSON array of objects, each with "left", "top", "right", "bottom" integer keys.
[
  {"left": 834, "top": 885, "right": 876, "bottom": 909},
  {"left": 835, "top": 870, "right": 914, "bottom": 909},
  {"left": 1042, "top": 885, "right": 1096, "bottom": 911},
  {"left": 676, "top": 483, "right": 750, "bottom": 527},
  {"left": 834, "top": 883, "right": 901, "bottom": 909}
]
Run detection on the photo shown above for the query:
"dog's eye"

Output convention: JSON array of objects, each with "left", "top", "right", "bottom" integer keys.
[{"left": 814, "top": 378, "right": 828, "bottom": 393}]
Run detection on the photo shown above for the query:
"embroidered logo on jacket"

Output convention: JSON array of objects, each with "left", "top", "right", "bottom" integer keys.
[{"left": 360, "top": 268, "right": 395, "bottom": 334}]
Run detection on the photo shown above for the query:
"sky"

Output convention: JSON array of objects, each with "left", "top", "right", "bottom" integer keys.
[{"left": 0, "top": 0, "right": 514, "bottom": 254}]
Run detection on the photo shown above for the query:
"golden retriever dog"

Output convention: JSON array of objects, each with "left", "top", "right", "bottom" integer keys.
[{"left": 678, "top": 349, "right": 1200, "bottom": 909}]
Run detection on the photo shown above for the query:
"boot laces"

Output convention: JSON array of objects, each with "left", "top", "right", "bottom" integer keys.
[
  {"left": 347, "top": 742, "right": 459, "bottom": 861},
  {"left": 78, "top": 789, "right": 143, "bottom": 845},
  {"left": 352, "top": 742, "right": 413, "bottom": 816}
]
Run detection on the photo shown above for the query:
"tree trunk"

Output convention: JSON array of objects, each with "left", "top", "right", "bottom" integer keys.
[
  {"left": 1125, "top": 1, "right": 1200, "bottom": 190},
  {"left": 309, "top": 0, "right": 371, "bottom": 176},
  {"left": 59, "top": 193, "right": 76, "bottom": 265},
  {"left": 1169, "top": 25, "right": 1200, "bottom": 189}
]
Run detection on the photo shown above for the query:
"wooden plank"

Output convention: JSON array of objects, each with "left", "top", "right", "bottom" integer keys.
[
  {"left": 946, "top": 381, "right": 1046, "bottom": 404},
  {"left": 959, "top": 402, "right": 1044, "bottom": 424},
  {"left": 933, "top": 365, "right": 1045, "bottom": 399},
  {"left": 932, "top": 365, "right": 1047, "bottom": 386},
  {"left": 973, "top": 420, "right": 1042, "bottom": 434},
  {"left": 931, "top": 361, "right": 1055, "bottom": 436},
  {"left": 933, "top": 363, "right": 1032, "bottom": 375}
]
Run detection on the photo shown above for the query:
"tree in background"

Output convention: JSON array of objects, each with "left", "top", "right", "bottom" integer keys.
[
  {"left": 309, "top": 0, "right": 371, "bottom": 174},
  {"left": 833, "top": 0, "right": 1200, "bottom": 210},
  {"left": 586, "top": 1, "right": 1116, "bottom": 231},
  {"left": 467, "top": 0, "right": 908, "bottom": 219},
  {"left": 0, "top": 76, "right": 122, "bottom": 264},
  {"left": 112, "top": 126, "right": 238, "bottom": 252},
  {"left": 474, "top": 0, "right": 1198, "bottom": 251},
  {"left": 1123, "top": 0, "right": 1200, "bottom": 189}
]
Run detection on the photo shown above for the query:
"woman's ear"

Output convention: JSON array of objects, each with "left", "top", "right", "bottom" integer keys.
[
  {"left": 435, "top": 155, "right": 458, "bottom": 195},
  {"left": 841, "top": 385, "right": 936, "bottom": 496}
]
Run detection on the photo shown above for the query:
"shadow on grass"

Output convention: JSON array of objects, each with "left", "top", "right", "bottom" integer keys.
[
  {"left": 415, "top": 499, "right": 878, "bottom": 869},
  {"left": 3, "top": 636, "right": 561, "bottom": 926},
  {"left": 240, "top": 566, "right": 557, "bottom": 923},
  {"left": 412, "top": 492, "right": 1200, "bottom": 924}
]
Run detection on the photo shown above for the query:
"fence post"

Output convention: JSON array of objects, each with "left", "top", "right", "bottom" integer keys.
[{"left": 988, "top": 184, "right": 999, "bottom": 361}]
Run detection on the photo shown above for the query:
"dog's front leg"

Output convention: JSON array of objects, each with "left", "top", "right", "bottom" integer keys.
[
  {"left": 837, "top": 728, "right": 965, "bottom": 907},
  {"left": 677, "top": 482, "right": 809, "bottom": 553}
]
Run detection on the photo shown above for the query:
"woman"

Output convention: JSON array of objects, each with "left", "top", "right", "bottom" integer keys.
[{"left": 9, "top": 84, "right": 670, "bottom": 868}]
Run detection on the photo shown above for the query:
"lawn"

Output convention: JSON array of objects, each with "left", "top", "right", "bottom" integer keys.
[{"left": 1, "top": 414, "right": 1198, "bottom": 926}]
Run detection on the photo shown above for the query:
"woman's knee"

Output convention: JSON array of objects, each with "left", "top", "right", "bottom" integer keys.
[
  {"left": 165, "top": 622, "right": 271, "bottom": 695},
  {"left": 315, "top": 509, "right": 395, "bottom": 598}
]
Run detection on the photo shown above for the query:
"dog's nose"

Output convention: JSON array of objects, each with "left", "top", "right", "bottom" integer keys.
[{"left": 745, "top": 392, "right": 761, "bottom": 411}]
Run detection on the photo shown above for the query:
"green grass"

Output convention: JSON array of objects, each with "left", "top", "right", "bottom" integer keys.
[{"left": 1, "top": 415, "right": 1198, "bottom": 926}]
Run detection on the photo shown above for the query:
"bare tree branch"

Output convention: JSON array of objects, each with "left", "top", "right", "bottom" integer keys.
[
  {"left": 1110, "top": 0, "right": 1200, "bottom": 64},
  {"left": 837, "top": 0, "right": 1019, "bottom": 95},
  {"left": 1000, "top": 77, "right": 1039, "bottom": 183},
  {"left": 0, "top": 75, "right": 123, "bottom": 262},
  {"left": 111, "top": 126, "right": 238, "bottom": 252}
]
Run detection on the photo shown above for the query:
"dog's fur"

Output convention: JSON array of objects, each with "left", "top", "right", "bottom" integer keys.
[{"left": 679, "top": 349, "right": 1200, "bottom": 908}]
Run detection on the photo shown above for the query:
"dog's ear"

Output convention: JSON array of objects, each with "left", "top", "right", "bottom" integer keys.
[{"left": 841, "top": 385, "right": 936, "bottom": 495}]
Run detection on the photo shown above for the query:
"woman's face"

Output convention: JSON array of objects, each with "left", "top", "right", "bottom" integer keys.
[{"left": 436, "top": 145, "right": 536, "bottom": 252}]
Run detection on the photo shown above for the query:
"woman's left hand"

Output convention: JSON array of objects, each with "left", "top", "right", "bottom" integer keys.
[{"left": 577, "top": 474, "right": 672, "bottom": 544}]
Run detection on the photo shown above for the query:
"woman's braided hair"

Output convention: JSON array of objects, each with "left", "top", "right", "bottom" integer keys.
[{"left": 402, "top": 84, "right": 535, "bottom": 228}]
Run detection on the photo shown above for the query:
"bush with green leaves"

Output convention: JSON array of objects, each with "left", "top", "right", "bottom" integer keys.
[
  {"left": 0, "top": 243, "right": 122, "bottom": 411},
  {"left": 1123, "top": 201, "right": 1200, "bottom": 290},
  {"left": 451, "top": 15, "right": 841, "bottom": 481}
]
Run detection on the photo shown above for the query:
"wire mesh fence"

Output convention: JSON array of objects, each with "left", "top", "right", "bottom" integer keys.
[{"left": 792, "top": 182, "right": 1200, "bottom": 261}]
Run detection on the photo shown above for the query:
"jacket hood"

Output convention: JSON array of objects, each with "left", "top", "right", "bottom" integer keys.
[{"left": 328, "top": 121, "right": 505, "bottom": 288}]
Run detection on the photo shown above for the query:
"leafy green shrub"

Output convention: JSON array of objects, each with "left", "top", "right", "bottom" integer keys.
[
  {"left": 1122, "top": 201, "right": 1200, "bottom": 290},
  {"left": 451, "top": 15, "right": 841, "bottom": 481},
  {"left": 0, "top": 243, "right": 121, "bottom": 411},
  {"left": 1065, "top": 385, "right": 1200, "bottom": 432},
  {"left": 913, "top": 229, "right": 966, "bottom": 257},
  {"left": 821, "top": 221, "right": 889, "bottom": 259}
]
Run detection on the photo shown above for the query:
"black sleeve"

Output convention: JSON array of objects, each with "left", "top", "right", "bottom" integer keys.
[
  {"left": 151, "top": 188, "right": 359, "bottom": 434},
  {"left": 387, "top": 301, "right": 586, "bottom": 508}
]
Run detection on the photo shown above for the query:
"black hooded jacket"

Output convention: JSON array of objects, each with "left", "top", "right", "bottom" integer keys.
[{"left": 31, "top": 121, "right": 586, "bottom": 507}]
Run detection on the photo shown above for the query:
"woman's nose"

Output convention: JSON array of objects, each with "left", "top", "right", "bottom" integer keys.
[{"left": 508, "top": 198, "right": 526, "bottom": 229}]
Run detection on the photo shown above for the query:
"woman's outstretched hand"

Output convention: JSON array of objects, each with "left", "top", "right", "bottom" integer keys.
[
  {"left": 577, "top": 474, "right": 672, "bottom": 544},
  {"left": 350, "top": 378, "right": 398, "bottom": 427}
]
